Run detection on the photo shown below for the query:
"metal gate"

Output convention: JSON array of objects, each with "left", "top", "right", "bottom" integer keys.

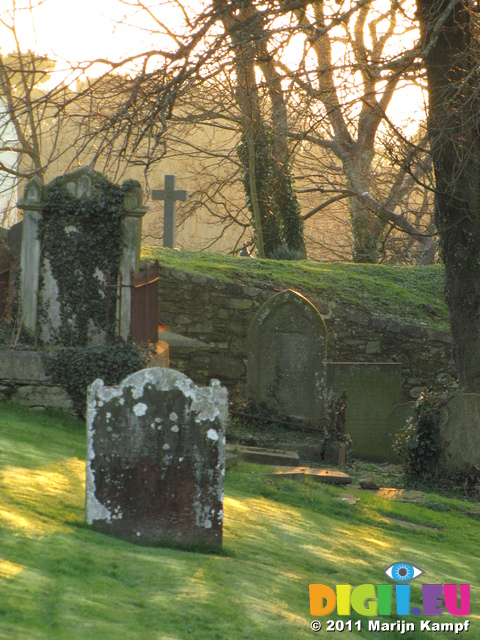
[{"left": 130, "top": 261, "right": 160, "bottom": 343}]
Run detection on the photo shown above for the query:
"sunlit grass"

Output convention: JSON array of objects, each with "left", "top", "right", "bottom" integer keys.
[
  {"left": 143, "top": 247, "right": 448, "bottom": 330},
  {"left": 0, "top": 403, "right": 478, "bottom": 638}
]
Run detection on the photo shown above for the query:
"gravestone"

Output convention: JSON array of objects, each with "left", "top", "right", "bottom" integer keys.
[
  {"left": 247, "top": 289, "right": 327, "bottom": 427},
  {"left": 152, "top": 175, "right": 188, "bottom": 248},
  {"left": 326, "top": 362, "right": 410, "bottom": 462},
  {"left": 86, "top": 367, "right": 227, "bottom": 547},
  {"left": 16, "top": 167, "right": 148, "bottom": 343}
]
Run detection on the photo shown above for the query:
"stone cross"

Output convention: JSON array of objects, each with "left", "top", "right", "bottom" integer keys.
[{"left": 152, "top": 175, "right": 188, "bottom": 248}]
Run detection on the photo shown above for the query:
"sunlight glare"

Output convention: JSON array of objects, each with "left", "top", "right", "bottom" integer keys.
[{"left": 0, "top": 559, "right": 24, "bottom": 580}]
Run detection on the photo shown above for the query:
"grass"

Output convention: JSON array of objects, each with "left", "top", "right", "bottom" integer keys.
[
  {"left": 142, "top": 247, "right": 449, "bottom": 330},
  {"left": 0, "top": 403, "right": 479, "bottom": 639}
]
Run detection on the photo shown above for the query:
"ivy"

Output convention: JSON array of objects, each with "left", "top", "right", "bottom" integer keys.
[
  {"left": 44, "top": 342, "right": 148, "bottom": 417},
  {"left": 393, "top": 388, "right": 451, "bottom": 482},
  {"left": 38, "top": 176, "right": 140, "bottom": 345},
  {"left": 237, "top": 125, "right": 305, "bottom": 258},
  {"left": 237, "top": 125, "right": 282, "bottom": 257},
  {"left": 321, "top": 389, "right": 353, "bottom": 464},
  {"left": 273, "top": 163, "right": 305, "bottom": 256}
]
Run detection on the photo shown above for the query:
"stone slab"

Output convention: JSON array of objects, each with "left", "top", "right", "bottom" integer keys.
[
  {"left": 159, "top": 331, "right": 209, "bottom": 349},
  {"left": 381, "top": 516, "right": 440, "bottom": 531},
  {"left": 270, "top": 466, "right": 352, "bottom": 484},
  {"left": 326, "top": 362, "right": 405, "bottom": 462},
  {"left": 375, "top": 488, "right": 425, "bottom": 503},
  {"left": 0, "top": 350, "right": 51, "bottom": 383},
  {"left": 12, "top": 384, "right": 74, "bottom": 412},
  {"left": 226, "top": 445, "right": 300, "bottom": 467},
  {"left": 338, "top": 494, "right": 361, "bottom": 505}
]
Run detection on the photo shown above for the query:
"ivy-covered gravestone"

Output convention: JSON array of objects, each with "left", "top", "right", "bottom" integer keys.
[{"left": 17, "top": 168, "right": 147, "bottom": 345}]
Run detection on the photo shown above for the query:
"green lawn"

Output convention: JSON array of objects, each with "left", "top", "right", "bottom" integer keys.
[
  {"left": 0, "top": 403, "right": 478, "bottom": 639},
  {"left": 142, "top": 248, "right": 449, "bottom": 331}
]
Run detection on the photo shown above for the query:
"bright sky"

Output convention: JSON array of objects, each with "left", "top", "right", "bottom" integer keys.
[
  {"left": 2, "top": 0, "right": 132, "bottom": 59},
  {"left": 0, "top": 0, "right": 184, "bottom": 82},
  {"left": 0, "top": 0, "right": 426, "bottom": 134}
]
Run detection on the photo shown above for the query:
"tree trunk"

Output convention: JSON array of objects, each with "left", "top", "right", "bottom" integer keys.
[
  {"left": 215, "top": 0, "right": 285, "bottom": 256},
  {"left": 346, "top": 148, "right": 384, "bottom": 263},
  {"left": 258, "top": 53, "right": 306, "bottom": 257},
  {"left": 417, "top": 0, "right": 480, "bottom": 390}
]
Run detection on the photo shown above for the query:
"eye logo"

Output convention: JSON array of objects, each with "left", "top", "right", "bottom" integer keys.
[{"left": 385, "top": 562, "right": 424, "bottom": 582}]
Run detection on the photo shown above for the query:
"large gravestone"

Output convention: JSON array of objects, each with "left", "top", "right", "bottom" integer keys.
[
  {"left": 247, "top": 289, "right": 327, "bottom": 427},
  {"left": 16, "top": 167, "right": 147, "bottom": 343},
  {"left": 86, "top": 367, "right": 227, "bottom": 547},
  {"left": 326, "top": 362, "right": 410, "bottom": 462}
]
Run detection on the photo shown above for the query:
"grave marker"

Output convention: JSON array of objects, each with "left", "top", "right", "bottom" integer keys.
[
  {"left": 152, "top": 175, "right": 188, "bottom": 248},
  {"left": 247, "top": 289, "right": 327, "bottom": 427},
  {"left": 326, "top": 362, "right": 406, "bottom": 461},
  {"left": 86, "top": 367, "right": 227, "bottom": 547},
  {"left": 16, "top": 167, "right": 148, "bottom": 343}
]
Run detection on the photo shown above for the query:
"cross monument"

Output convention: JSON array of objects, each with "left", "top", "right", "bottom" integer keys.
[{"left": 152, "top": 175, "right": 188, "bottom": 248}]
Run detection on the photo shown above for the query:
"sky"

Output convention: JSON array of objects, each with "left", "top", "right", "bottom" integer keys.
[
  {"left": 0, "top": 0, "right": 426, "bottom": 134},
  {"left": 2, "top": 0, "right": 132, "bottom": 60},
  {"left": 0, "top": 0, "right": 184, "bottom": 83}
]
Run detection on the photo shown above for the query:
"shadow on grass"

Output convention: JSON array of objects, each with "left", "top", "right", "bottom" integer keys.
[{"left": 0, "top": 405, "right": 478, "bottom": 639}]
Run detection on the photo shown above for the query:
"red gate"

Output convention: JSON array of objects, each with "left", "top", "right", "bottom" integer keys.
[{"left": 130, "top": 261, "right": 160, "bottom": 343}]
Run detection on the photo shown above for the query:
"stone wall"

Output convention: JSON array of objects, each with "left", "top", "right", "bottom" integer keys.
[
  {"left": 0, "top": 350, "right": 74, "bottom": 412},
  {"left": 157, "top": 266, "right": 455, "bottom": 401}
]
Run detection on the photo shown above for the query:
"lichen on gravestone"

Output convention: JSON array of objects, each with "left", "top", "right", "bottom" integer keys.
[{"left": 86, "top": 367, "right": 227, "bottom": 548}]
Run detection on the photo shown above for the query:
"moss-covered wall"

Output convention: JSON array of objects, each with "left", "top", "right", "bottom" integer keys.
[{"left": 158, "top": 265, "right": 455, "bottom": 401}]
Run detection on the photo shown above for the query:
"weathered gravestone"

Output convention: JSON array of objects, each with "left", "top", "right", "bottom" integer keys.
[
  {"left": 326, "top": 363, "right": 411, "bottom": 462},
  {"left": 86, "top": 367, "right": 227, "bottom": 547},
  {"left": 247, "top": 289, "right": 327, "bottom": 426},
  {"left": 16, "top": 167, "right": 147, "bottom": 344}
]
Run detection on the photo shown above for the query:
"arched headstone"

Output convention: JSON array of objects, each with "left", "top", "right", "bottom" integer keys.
[{"left": 247, "top": 289, "right": 327, "bottom": 427}]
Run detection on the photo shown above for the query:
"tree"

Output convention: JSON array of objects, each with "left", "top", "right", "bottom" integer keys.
[
  {"left": 208, "top": 0, "right": 306, "bottom": 258},
  {"left": 153, "top": 0, "right": 437, "bottom": 262},
  {"left": 416, "top": 0, "right": 480, "bottom": 391},
  {"left": 0, "top": 0, "right": 437, "bottom": 262},
  {"left": 0, "top": 51, "right": 56, "bottom": 181}
]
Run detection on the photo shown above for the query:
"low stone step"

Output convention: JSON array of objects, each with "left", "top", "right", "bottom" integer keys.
[
  {"left": 271, "top": 466, "right": 352, "bottom": 484},
  {"left": 226, "top": 445, "right": 300, "bottom": 467},
  {"left": 225, "top": 453, "right": 239, "bottom": 469}
]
